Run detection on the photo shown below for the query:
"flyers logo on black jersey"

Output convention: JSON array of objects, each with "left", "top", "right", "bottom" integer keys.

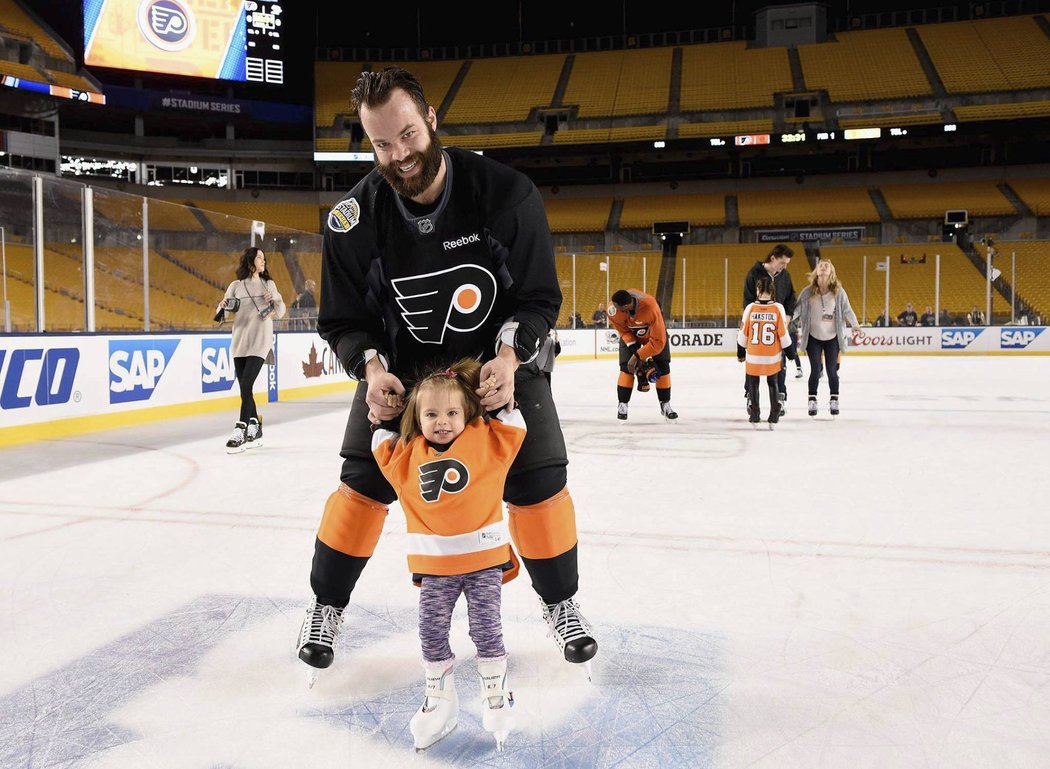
[
  {"left": 392, "top": 265, "right": 497, "bottom": 345},
  {"left": 418, "top": 458, "right": 469, "bottom": 502}
]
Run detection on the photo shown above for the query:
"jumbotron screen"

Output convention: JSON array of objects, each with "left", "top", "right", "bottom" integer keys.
[{"left": 83, "top": 0, "right": 284, "bottom": 84}]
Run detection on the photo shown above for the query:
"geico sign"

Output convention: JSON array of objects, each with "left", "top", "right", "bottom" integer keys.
[{"left": 0, "top": 347, "right": 80, "bottom": 409}]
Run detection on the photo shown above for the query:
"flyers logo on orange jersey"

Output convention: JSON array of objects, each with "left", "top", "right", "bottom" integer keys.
[
  {"left": 392, "top": 264, "right": 497, "bottom": 345},
  {"left": 419, "top": 458, "right": 469, "bottom": 502}
]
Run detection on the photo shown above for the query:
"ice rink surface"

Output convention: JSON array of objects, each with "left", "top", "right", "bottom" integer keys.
[{"left": 1, "top": 353, "right": 1048, "bottom": 769}]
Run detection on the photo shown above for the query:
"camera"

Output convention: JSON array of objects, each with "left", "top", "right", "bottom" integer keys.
[
  {"left": 259, "top": 301, "right": 275, "bottom": 320},
  {"left": 221, "top": 297, "right": 240, "bottom": 312}
]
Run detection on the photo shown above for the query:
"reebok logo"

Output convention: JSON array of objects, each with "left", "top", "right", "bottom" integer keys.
[{"left": 442, "top": 232, "right": 481, "bottom": 251}]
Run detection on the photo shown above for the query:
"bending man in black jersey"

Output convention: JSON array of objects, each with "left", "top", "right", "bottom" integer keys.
[{"left": 296, "top": 66, "right": 596, "bottom": 683}]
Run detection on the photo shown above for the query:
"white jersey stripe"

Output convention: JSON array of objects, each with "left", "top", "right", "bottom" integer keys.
[{"left": 406, "top": 519, "right": 510, "bottom": 556}]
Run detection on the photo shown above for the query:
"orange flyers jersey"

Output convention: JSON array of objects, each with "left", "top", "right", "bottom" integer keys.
[
  {"left": 371, "top": 408, "right": 527, "bottom": 581},
  {"left": 737, "top": 300, "right": 791, "bottom": 376},
  {"left": 607, "top": 289, "right": 667, "bottom": 359}
]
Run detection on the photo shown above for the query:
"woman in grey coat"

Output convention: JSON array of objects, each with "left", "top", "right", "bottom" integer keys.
[
  {"left": 791, "top": 259, "right": 862, "bottom": 417},
  {"left": 216, "top": 246, "right": 286, "bottom": 451}
]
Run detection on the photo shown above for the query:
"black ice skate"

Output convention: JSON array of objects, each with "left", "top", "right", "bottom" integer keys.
[
  {"left": 748, "top": 400, "right": 761, "bottom": 427},
  {"left": 617, "top": 402, "right": 628, "bottom": 420},
  {"left": 830, "top": 395, "right": 840, "bottom": 417},
  {"left": 778, "top": 391, "right": 787, "bottom": 417},
  {"left": 807, "top": 397, "right": 818, "bottom": 417},
  {"left": 768, "top": 400, "right": 782, "bottom": 429},
  {"left": 660, "top": 401, "right": 678, "bottom": 421},
  {"left": 541, "top": 597, "right": 597, "bottom": 681},
  {"left": 297, "top": 597, "right": 345, "bottom": 687}
]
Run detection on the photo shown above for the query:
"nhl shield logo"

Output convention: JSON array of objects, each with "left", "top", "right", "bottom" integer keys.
[{"left": 417, "top": 218, "right": 434, "bottom": 234}]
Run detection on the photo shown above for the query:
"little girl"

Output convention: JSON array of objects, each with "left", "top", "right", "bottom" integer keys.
[
  {"left": 370, "top": 357, "right": 526, "bottom": 753},
  {"left": 737, "top": 275, "right": 797, "bottom": 429}
]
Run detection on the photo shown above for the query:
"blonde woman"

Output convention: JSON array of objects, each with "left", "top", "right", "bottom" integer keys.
[{"left": 791, "top": 259, "right": 861, "bottom": 417}]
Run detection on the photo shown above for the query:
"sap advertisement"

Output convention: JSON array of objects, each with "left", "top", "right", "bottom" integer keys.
[{"left": 0, "top": 332, "right": 351, "bottom": 437}]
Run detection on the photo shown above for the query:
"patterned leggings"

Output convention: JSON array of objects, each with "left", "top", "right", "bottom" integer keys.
[{"left": 418, "top": 567, "right": 505, "bottom": 663}]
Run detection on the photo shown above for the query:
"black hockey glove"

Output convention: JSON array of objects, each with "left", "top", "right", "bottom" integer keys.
[
  {"left": 642, "top": 357, "right": 659, "bottom": 383},
  {"left": 737, "top": 343, "right": 746, "bottom": 362},
  {"left": 513, "top": 318, "right": 543, "bottom": 363}
]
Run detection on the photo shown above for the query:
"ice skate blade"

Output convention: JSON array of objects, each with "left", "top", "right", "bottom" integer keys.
[
  {"left": 493, "top": 731, "right": 509, "bottom": 752},
  {"left": 245, "top": 440, "right": 263, "bottom": 449},
  {"left": 413, "top": 720, "right": 457, "bottom": 752},
  {"left": 306, "top": 668, "right": 318, "bottom": 688},
  {"left": 583, "top": 659, "right": 594, "bottom": 682},
  {"left": 225, "top": 445, "right": 245, "bottom": 454}
]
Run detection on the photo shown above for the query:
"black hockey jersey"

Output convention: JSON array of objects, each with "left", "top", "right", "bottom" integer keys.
[{"left": 318, "top": 147, "right": 561, "bottom": 381}]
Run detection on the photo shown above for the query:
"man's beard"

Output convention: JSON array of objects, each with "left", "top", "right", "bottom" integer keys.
[{"left": 377, "top": 127, "right": 443, "bottom": 199}]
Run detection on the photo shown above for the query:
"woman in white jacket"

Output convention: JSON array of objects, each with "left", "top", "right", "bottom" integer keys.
[
  {"left": 792, "top": 259, "right": 861, "bottom": 417},
  {"left": 216, "top": 246, "right": 286, "bottom": 451}
]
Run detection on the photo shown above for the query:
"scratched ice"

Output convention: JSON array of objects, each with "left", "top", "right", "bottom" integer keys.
[{"left": 0, "top": 356, "right": 1048, "bottom": 768}]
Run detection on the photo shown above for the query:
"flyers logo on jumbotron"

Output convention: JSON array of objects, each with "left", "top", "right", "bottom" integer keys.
[
  {"left": 84, "top": 0, "right": 246, "bottom": 80},
  {"left": 139, "top": 0, "right": 196, "bottom": 52}
]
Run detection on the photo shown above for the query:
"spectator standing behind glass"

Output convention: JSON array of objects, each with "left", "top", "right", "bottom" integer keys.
[
  {"left": 215, "top": 246, "right": 286, "bottom": 452},
  {"left": 968, "top": 305, "right": 986, "bottom": 325},
  {"left": 591, "top": 302, "right": 607, "bottom": 328},
  {"left": 897, "top": 302, "right": 918, "bottom": 327},
  {"left": 920, "top": 305, "right": 936, "bottom": 326},
  {"left": 292, "top": 278, "right": 317, "bottom": 311},
  {"left": 792, "top": 259, "right": 861, "bottom": 418},
  {"left": 939, "top": 308, "right": 952, "bottom": 326}
]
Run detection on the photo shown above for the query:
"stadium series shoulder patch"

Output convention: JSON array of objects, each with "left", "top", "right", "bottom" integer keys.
[{"left": 328, "top": 198, "right": 361, "bottom": 233}]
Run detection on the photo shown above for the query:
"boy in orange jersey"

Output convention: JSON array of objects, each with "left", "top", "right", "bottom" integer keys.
[
  {"left": 737, "top": 276, "right": 797, "bottom": 429},
  {"left": 608, "top": 288, "right": 678, "bottom": 421},
  {"left": 371, "top": 358, "right": 526, "bottom": 753}
]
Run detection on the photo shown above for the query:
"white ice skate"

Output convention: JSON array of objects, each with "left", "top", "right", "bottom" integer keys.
[
  {"left": 660, "top": 401, "right": 678, "bottom": 421},
  {"left": 296, "top": 597, "right": 344, "bottom": 688},
  {"left": 244, "top": 417, "right": 263, "bottom": 448},
  {"left": 410, "top": 661, "right": 459, "bottom": 752},
  {"left": 225, "top": 421, "right": 247, "bottom": 453},
  {"left": 807, "top": 397, "right": 818, "bottom": 417},
  {"left": 830, "top": 396, "right": 840, "bottom": 418},
  {"left": 541, "top": 597, "right": 597, "bottom": 681},
  {"left": 477, "top": 657, "right": 515, "bottom": 752}
]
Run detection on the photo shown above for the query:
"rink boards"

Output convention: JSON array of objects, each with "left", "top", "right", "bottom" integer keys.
[{"left": 0, "top": 326, "right": 1046, "bottom": 445}]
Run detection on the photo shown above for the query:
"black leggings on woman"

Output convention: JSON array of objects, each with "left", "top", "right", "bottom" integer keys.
[
  {"left": 234, "top": 355, "right": 265, "bottom": 423},
  {"left": 806, "top": 337, "right": 840, "bottom": 397}
]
